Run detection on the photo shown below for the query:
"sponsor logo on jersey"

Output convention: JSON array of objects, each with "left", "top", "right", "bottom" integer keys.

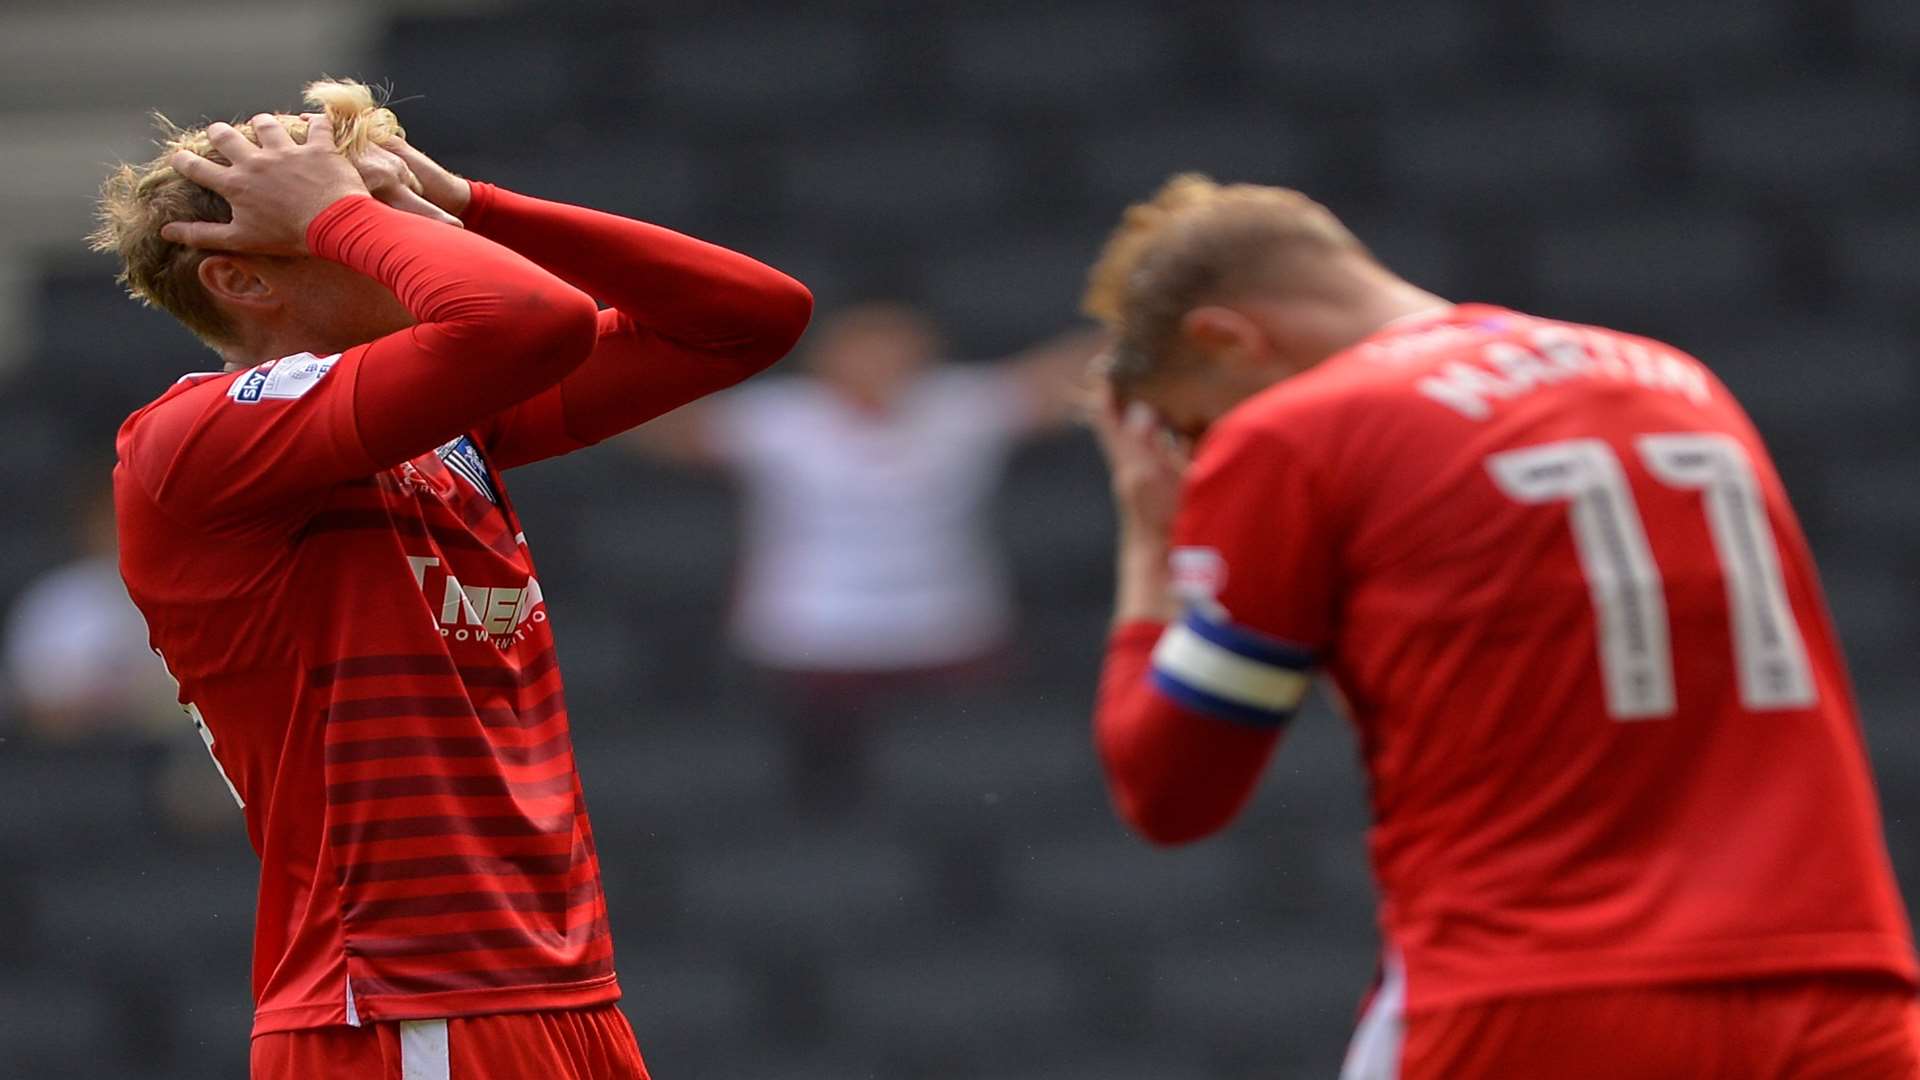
[
  {"left": 406, "top": 556, "right": 546, "bottom": 646},
  {"left": 1171, "top": 545, "right": 1228, "bottom": 605},
  {"left": 227, "top": 352, "right": 341, "bottom": 405}
]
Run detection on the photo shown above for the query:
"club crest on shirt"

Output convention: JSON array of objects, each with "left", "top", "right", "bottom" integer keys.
[{"left": 436, "top": 435, "right": 499, "bottom": 505}]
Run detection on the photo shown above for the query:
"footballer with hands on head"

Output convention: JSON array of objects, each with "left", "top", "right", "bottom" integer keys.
[
  {"left": 94, "top": 80, "right": 811, "bottom": 1079},
  {"left": 1082, "top": 175, "right": 1920, "bottom": 1079}
]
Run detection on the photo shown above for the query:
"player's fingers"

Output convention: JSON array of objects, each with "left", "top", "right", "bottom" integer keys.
[
  {"left": 252, "top": 113, "right": 295, "bottom": 150},
  {"left": 1084, "top": 382, "right": 1124, "bottom": 449},
  {"left": 305, "top": 110, "right": 337, "bottom": 150},
  {"left": 159, "top": 219, "right": 240, "bottom": 250},
  {"left": 382, "top": 186, "right": 466, "bottom": 229},
  {"left": 169, "top": 150, "right": 232, "bottom": 193},
  {"left": 205, "top": 121, "right": 256, "bottom": 162}
]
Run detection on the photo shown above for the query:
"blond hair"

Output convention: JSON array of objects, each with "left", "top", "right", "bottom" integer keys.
[
  {"left": 1083, "top": 174, "right": 1367, "bottom": 385},
  {"left": 89, "top": 79, "right": 405, "bottom": 346}
]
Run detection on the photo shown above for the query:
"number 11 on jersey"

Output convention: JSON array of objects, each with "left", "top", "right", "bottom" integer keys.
[{"left": 1488, "top": 434, "right": 1817, "bottom": 721}]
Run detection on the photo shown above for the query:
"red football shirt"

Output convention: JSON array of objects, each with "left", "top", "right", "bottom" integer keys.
[
  {"left": 1097, "top": 304, "right": 1917, "bottom": 1012},
  {"left": 116, "top": 189, "right": 809, "bottom": 1034}
]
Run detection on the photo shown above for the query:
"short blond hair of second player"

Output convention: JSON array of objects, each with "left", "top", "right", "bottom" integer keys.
[
  {"left": 1082, "top": 174, "right": 1376, "bottom": 386},
  {"left": 89, "top": 79, "right": 405, "bottom": 348}
]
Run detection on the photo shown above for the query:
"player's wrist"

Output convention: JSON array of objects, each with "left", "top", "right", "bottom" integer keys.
[
  {"left": 1114, "top": 532, "right": 1178, "bottom": 624},
  {"left": 424, "top": 173, "right": 473, "bottom": 218},
  {"left": 302, "top": 192, "right": 380, "bottom": 256}
]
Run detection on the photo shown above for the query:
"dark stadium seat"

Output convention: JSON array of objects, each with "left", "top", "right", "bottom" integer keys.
[
  {"left": 778, "top": 126, "right": 1016, "bottom": 229},
  {"left": 1831, "top": 211, "right": 1920, "bottom": 306},
  {"left": 1379, "top": 93, "right": 1635, "bottom": 209},
  {"left": 639, "top": 13, "right": 876, "bottom": 122},
  {"left": 0, "top": 743, "right": 151, "bottom": 865},
  {"left": 921, "top": 228, "right": 1105, "bottom": 351},
  {"left": 378, "top": 13, "right": 577, "bottom": 151},
  {"left": 165, "top": 980, "right": 253, "bottom": 1080},
  {"left": 1541, "top": 0, "right": 1792, "bottom": 81},
  {"left": 937, "top": 3, "right": 1175, "bottom": 110},
  {"left": 674, "top": 830, "right": 937, "bottom": 946},
  {"left": 0, "top": 974, "right": 115, "bottom": 1077},
  {"left": 30, "top": 851, "right": 255, "bottom": 980},
  {"left": 819, "top": 938, "right": 1081, "bottom": 1046},
  {"left": 1533, "top": 210, "right": 1774, "bottom": 315},
  {"left": 1145, "top": 930, "right": 1374, "bottom": 1068},
  {"left": 1690, "top": 84, "right": 1920, "bottom": 198},
  {"left": 1854, "top": 0, "right": 1920, "bottom": 58},
  {"left": 1240, "top": 0, "right": 1492, "bottom": 90},
  {"left": 610, "top": 947, "right": 760, "bottom": 1048},
  {"left": 868, "top": 704, "right": 1098, "bottom": 820},
  {"left": 997, "top": 836, "right": 1249, "bottom": 935},
  {"left": 1077, "top": 107, "right": 1324, "bottom": 214},
  {"left": 455, "top": 135, "right": 708, "bottom": 228}
]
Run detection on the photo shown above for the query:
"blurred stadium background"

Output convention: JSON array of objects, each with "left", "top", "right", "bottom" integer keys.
[{"left": 2, "top": 1, "right": 1916, "bottom": 1077}]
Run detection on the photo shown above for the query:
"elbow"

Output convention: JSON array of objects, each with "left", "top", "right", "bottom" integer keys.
[
  {"left": 738, "top": 273, "right": 814, "bottom": 367},
  {"left": 1099, "top": 738, "right": 1237, "bottom": 847},
  {"left": 502, "top": 283, "right": 602, "bottom": 374},
  {"left": 1111, "top": 783, "right": 1235, "bottom": 847}
]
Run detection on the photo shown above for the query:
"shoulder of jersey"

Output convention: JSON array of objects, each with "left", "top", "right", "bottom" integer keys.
[
  {"left": 122, "top": 369, "right": 234, "bottom": 421},
  {"left": 1211, "top": 309, "right": 1527, "bottom": 448}
]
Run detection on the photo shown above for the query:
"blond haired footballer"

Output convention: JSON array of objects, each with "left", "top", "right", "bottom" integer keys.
[{"left": 100, "top": 81, "right": 810, "bottom": 1079}]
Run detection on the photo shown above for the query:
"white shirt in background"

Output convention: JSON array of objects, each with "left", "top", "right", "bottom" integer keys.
[{"left": 711, "top": 366, "right": 1030, "bottom": 672}]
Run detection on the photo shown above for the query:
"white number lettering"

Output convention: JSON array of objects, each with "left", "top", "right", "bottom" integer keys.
[
  {"left": 1487, "top": 435, "right": 1817, "bottom": 720},
  {"left": 1637, "top": 434, "right": 1816, "bottom": 710},
  {"left": 1488, "top": 440, "right": 1674, "bottom": 719}
]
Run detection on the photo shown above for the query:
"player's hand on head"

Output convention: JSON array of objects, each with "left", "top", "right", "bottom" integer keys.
[
  {"left": 381, "top": 134, "right": 472, "bottom": 218},
  {"left": 1086, "top": 372, "right": 1188, "bottom": 542},
  {"left": 160, "top": 112, "right": 369, "bottom": 255},
  {"left": 343, "top": 136, "right": 464, "bottom": 229}
]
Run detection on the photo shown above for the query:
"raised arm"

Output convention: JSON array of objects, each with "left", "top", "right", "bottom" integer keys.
[
  {"left": 125, "top": 115, "right": 599, "bottom": 524},
  {"left": 384, "top": 137, "right": 811, "bottom": 467},
  {"left": 1086, "top": 388, "right": 1332, "bottom": 843}
]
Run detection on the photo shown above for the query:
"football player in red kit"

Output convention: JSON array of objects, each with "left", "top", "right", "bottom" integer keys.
[
  {"left": 1082, "top": 175, "right": 1920, "bottom": 1078},
  {"left": 93, "top": 82, "right": 811, "bottom": 1078}
]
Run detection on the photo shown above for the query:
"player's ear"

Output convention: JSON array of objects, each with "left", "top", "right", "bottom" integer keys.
[
  {"left": 197, "top": 254, "right": 277, "bottom": 314},
  {"left": 1179, "top": 305, "right": 1263, "bottom": 367}
]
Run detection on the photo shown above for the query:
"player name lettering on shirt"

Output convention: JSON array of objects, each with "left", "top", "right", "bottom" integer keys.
[
  {"left": 405, "top": 555, "right": 547, "bottom": 645},
  {"left": 1415, "top": 328, "right": 1711, "bottom": 421}
]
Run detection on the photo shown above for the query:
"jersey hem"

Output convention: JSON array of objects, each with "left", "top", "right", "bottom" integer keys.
[
  {"left": 1398, "top": 933, "right": 1918, "bottom": 1015},
  {"left": 249, "top": 973, "right": 621, "bottom": 1037}
]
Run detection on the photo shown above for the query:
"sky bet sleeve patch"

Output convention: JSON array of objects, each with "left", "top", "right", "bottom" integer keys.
[{"left": 228, "top": 352, "right": 342, "bottom": 405}]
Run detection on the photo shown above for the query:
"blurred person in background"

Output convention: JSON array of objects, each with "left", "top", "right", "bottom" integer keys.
[
  {"left": 2, "top": 468, "right": 177, "bottom": 741},
  {"left": 630, "top": 303, "right": 1099, "bottom": 813},
  {"left": 1083, "top": 176, "right": 1918, "bottom": 1078},
  {"left": 96, "top": 80, "right": 809, "bottom": 1079}
]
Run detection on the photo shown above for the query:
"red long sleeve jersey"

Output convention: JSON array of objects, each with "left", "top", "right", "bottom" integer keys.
[
  {"left": 1098, "top": 304, "right": 1916, "bottom": 1013},
  {"left": 116, "top": 189, "right": 808, "bottom": 1034}
]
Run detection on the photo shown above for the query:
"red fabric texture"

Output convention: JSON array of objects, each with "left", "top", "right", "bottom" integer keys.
[
  {"left": 1400, "top": 977, "right": 1920, "bottom": 1080},
  {"left": 249, "top": 1003, "right": 650, "bottom": 1080},
  {"left": 1094, "top": 619, "right": 1282, "bottom": 844}
]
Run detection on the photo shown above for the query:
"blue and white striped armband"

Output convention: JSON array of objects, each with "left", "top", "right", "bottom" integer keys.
[{"left": 1149, "top": 607, "right": 1316, "bottom": 728}]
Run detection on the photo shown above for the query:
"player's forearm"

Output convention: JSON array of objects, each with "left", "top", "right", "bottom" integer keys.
[
  {"left": 1096, "top": 623, "right": 1279, "bottom": 845},
  {"left": 460, "top": 182, "right": 813, "bottom": 361},
  {"left": 1112, "top": 529, "right": 1179, "bottom": 626},
  {"left": 310, "top": 195, "right": 598, "bottom": 358},
  {"left": 307, "top": 195, "right": 600, "bottom": 464}
]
